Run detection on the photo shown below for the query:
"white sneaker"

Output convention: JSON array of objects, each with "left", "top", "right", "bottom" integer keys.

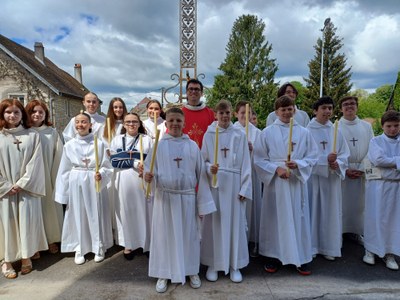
[
  {"left": 323, "top": 255, "right": 335, "bottom": 261},
  {"left": 156, "top": 278, "right": 168, "bottom": 293},
  {"left": 189, "top": 274, "right": 201, "bottom": 289},
  {"left": 74, "top": 252, "right": 85, "bottom": 265},
  {"left": 363, "top": 250, "right": 375, "bottom": 265},
  {"left": 229, "top": 268, "right": 242, "bottom": 283},
  {"left": 384, "top": 255, "right": 399, "bottom": 271},
  {"left": 205, "top": 267, "right": 218, "bottom": 282},
  {"left": 94, "top": 248, "right": 105, "bottom": 263}
]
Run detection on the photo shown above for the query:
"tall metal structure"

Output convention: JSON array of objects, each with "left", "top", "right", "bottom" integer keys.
[{"left": 163, "top": 0, "right": 204, "bottom": 104}]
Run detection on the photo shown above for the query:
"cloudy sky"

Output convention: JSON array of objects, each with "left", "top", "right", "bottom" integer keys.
[{"left": 1, "top": 0, "right": 399, "bottom": 111}]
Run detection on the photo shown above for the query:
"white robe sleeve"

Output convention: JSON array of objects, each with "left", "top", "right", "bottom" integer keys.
[{"left": 55, "top": 147, "right": 73, "bottom": 204}]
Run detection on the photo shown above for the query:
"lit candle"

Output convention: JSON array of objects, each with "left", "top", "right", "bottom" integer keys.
[
  {"left": 107, "top": 117, "right": 111, "bottom": 145},
  {"left": 287, "top": 117, "right": 294, "bottom": 175},
  {"left": 154, "top": 113, "right": 157, "bottom": 137},
  {"left": 245, "top": 103, "right": 249, "bottom": 138},
  {"left": 139, "top": 134, "right": 144, "bottom": 189},
  {"left": 212, "top": 126, "right": 219, "bottom": 187},
  {"left": 332, "top": 119, "right": 338, "bottom": 153},
  {"left": 94, "top": 136, "right": 100, "bottom": 193},
  {"left": 146, "top": 129, "right": 160, "bottom": 198}
]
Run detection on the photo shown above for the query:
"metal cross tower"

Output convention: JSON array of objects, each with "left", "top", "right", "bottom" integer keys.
[{"left": 163, "top": 0, "right": 204, "bottom": 104}]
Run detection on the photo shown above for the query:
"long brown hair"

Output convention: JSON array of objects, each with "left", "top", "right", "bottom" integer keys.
[
  {"left": 103, "top": 97, "right": 128, "bottom": 141},
  {"left": 25, "top": 99, "right": 53, "bottom": 127},
  {"left": 0, "top": 98, "right": 31, "bottom": 130}
]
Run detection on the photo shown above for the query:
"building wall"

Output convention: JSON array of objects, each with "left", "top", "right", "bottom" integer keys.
[{"left": 0, "top": 50, "right": 83, "bottom": 134}]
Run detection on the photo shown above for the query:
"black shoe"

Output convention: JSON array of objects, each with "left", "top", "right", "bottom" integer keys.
[
  {"left": 264, "top": 263, "right": 278, "bottom": 273},
  {"left": 297, "top": 264, "right": 311, "bottom": 276},
  {"left": 123, "top": 251, "right": 135, "bottom": 261}
]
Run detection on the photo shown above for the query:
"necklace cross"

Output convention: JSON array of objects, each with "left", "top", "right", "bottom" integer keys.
[
  {"left": 221, "top": 147, "right": 230, "bottom": 158},
  {"left": 320, "top": 140, "right": 328, "bottom": 150},
  {"left": 174, "top": 157, "right": 183, "bottom": 168},
  {"left": 350, "top": 137, "right": 358, "bottom": 147},
  {"left": 82, "top": 158, "right": 91, "bottom": 168},
  {"left": 14, "top": 139, "right": 22, "bottom": 151}
]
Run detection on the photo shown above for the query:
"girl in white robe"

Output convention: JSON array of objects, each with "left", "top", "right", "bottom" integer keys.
[
  {"left": 62, "top": 92, "right": 105, "bottom": 143},
  {"left": 26, "top": 100, "right": 64, "bottom": 256},
  {"left": 0, "top": 99, "right": 47, "bottom": 278},
  {"left": 142, "top": 100, "right": 167, "bottom": 140},
  {"left": 98, "top": 98, "right": 128, "bottom": 241},
  {"left": 363, "top": 110, "right": 400, "bottom": 270},
  {"left": 201, "top": 100, "right": 252, "bottom": 283},
  {"left": 110, "top": 113, "right": 153, "bottom": 259},
  {"left": 55, "top": 112, "right": 113, "bottom": 265},
  {"left": 144, "top": 107, "right": 216, "bottom": 293},
  {"left": 233, "top": 101, "right": 262, "bottom": 257}
]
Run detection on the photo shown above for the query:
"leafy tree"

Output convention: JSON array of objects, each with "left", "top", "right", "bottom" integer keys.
[
  {"left": 207, "top": 14, "right": 278, "bottom": 127},
  {"left": 387, "top": 71, "right": 400, "bottom": 111},
  {"left": 290, "top": 81, "right": 308, "bottom": 111},
  {"left": 303, "top": 19, "right": 352, "bottom": 117}
]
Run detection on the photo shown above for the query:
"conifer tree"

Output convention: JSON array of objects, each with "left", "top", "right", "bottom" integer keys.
[
  {"left": 207, "top": 14, "right": 278, "bottom": 127},
  {"left": 303, "top": 19, "right": 352, "bottom": 117}
]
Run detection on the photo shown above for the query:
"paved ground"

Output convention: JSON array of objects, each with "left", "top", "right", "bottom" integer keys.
[{"left": 1, "top": 238, "right": 400, "bottom": 300}]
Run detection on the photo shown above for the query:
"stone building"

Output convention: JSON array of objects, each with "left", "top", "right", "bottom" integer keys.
[{"left": 0, "top": 34, "right": 89, "bottom": 133}]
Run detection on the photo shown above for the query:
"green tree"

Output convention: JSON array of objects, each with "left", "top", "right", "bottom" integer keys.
[
  {"left": 290, "top": 81, "right": 308, "bottom": 111},
  {"left": 303, "top": 19, "right": 352, "bottom": 117},
  {"left": 387, "top": 72, "right": 400, "bottom": 111},
  {"left": 207, "top": 14, "right": 278, "bottom": 127}
]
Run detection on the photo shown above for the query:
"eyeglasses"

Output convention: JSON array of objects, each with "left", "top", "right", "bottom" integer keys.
[
  {"left": 125, "top": 120, "right": 139, "bottom": 125},
  {"left": 342, "top": 102, "right": 357, "bottom": 107},
  {"left": 188, "top": 87, "right": 201, "bottom": 92}
]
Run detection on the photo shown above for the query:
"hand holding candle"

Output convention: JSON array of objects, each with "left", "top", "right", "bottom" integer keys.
[{"left": 212, "top": 126, "right": 219, "bottom": 187}]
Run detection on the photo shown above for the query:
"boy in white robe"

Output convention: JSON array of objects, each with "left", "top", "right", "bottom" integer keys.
[
  {"left": 307, "top": 96, "right": 350, "bottom": 261},
  {"left": 201, "top": 100, "right": 252, "bottom": 283},
  {"left": 266, "top": 82, "right": 310, "bottom": 127},
  {"left": 338, "top": 96, "right": 374, "bottom": 241},
  {"left": 63, "top": 92, "right": 105, "bottom": 143},
  {"left": 233, "top": 101, "right": 262, "bottom": 257},
  {"left": 363, "top": 110, "right": 400, "bottom": 270},
  {"left": 55, "top": 112, "right": 113, "bottom": 265},
  {"left": 254, "top": 95, "right": 318, "bottom": 275},
  {"left": 144, "top": 107, "right": 216, "bottom": 293}
]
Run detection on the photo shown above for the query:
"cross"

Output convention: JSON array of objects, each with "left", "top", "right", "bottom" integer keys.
[
  {"left": 350, "top": 137, "right": 358, "bottom": 147},
  {"left": 221, "top": 147, "right": 230, "bottom": 158},
  {"left": 174, "top": 157, "right": 182, "bottom": 168},
  {"left": 320, "top": 140, "right": 328, "bottom": 150},
  {"left": 82, "top": 158, "right": 91, "bottom": 168},
  {"left": 14, "top": 139, "right": 22, "bottom": 151}
]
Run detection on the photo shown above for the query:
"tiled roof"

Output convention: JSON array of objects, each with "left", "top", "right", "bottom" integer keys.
[{"left": 0, "top": 34, "right": 88, "bottom": 99}]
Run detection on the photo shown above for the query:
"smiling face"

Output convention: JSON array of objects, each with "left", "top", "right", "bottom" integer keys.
[
  {"left": 74, "top": 114, "right": 92, "bottom": 136},
  {"left": 166, "top": 112, "right": 184, "bottom": 137},
  {"left": 123, "top": 114, "right": 140, "bottom": 136},
  {"left": 113, "top": 100, "right": 125, "bottom": 120},
  {"left": 216, "top": 108, "right": 232, "bottom": 129},
  {"left": 3, "top": 105, "right": 22, "bottom": 128},
  {"left": 275, "top": 105, "right": 295, "bottom": 124},
  {"left": 31, "top": 105, "right": 46, "bottom": 127},
  {"left": 235, "top": 105, "right": 247, "bottom": 126},
  {"left": 340, "top": 99, "right": 358, "bottom": 121},
  {"left": 284, "top": 85, "right": 297, "bottom": 100},
  {"left": 186, "top": 82, "right": 203, "bottom": 106},
  {"left": 147, "top": 102, "right": 161, "bottom": 119},
  {"left": 314, "top": 104, "right": 334, "bottom": 124},
  {"left": 83, "top": 93, "right": 99, "bottom": 114},
  {"left": 382, "top": 121, "right": 400, "bottom": 138}
]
